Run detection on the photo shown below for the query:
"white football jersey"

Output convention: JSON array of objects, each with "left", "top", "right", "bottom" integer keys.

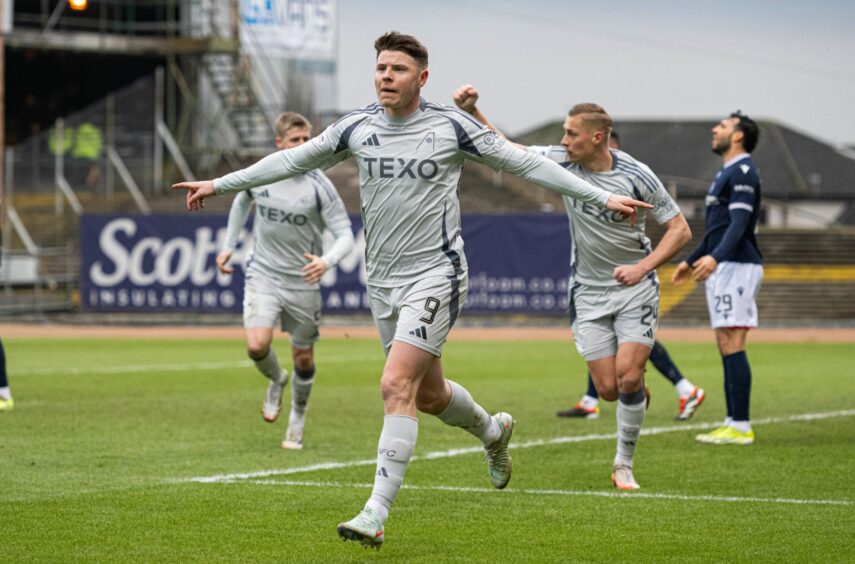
[
  {"left": 215, "top": 99, "right": 611, "bottom": 287},
  {"left": 529, "top": 145, "right": 681, "bottom": 287},
  {"left": 222, "top": 169, "right": 352, "bottom": 290}
]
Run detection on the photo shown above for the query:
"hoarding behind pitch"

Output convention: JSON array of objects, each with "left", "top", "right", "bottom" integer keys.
[{"left": 79, "top": 213, "right": 571, "bottom": 315}]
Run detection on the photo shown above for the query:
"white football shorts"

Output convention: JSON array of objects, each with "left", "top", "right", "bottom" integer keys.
[
  {"left": 705, "top": 261, "right": 763, "bottom": 329},
  {"left": 368, "top": 272, "right": 468, "bottom": 357},
  {"left": 570, "top": 278, "right": 660, "bottom": 361},
  {"left": 243, "top": 275, "right": 321, "bottom": 348}
]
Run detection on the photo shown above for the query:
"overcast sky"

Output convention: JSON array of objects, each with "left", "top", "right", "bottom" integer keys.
[{"left": 337, "top": 0, "right": 855, "bottom": 146}]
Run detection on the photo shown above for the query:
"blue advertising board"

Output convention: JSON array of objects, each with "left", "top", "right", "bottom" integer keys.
[{"left": 80, "top": 213, "right": 571, "bottom": 315}]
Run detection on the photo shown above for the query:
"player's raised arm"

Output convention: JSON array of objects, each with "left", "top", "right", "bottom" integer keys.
[
  {"left": 452, "top": 84, "right": 526, "bottom": 150},
  {"left": 452, "top": 84, "right": 500, "bottom": 133},
  {"left": 471, "top": 128, "right": 651, "bottom": 215},
  {"left": 451, "top": 85, "right": 651, "bottom": 218}
]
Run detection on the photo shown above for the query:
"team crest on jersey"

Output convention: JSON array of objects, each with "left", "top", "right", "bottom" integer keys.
[
  {"left": 417, "top": 131, "right": 436, "bottom": 151},
  {"left": 484, "top": 130, "right": 505, "bottom": 149},
  {"left": 294, "top": 195, "right": 313, "bottom": 208}
]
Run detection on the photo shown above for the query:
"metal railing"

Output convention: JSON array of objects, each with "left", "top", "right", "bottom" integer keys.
[
  {"left": 14, "top": 0, "right": 199, "bottom": 36},
  {"left": 0, "top": 246, "right": 76, "bottom": 314}
]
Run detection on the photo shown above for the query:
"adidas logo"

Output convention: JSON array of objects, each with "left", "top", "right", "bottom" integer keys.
[
  {"left": 377, "top": 467, "right": 388, "bottom": 478},
  {"left": 408, "top": 326, "right": 428, "bottom": 340},
  {"left": 362, "top": 133, "right": 381, "bottom": 146},
  {"left": 643, "top": 328, "right": 654, "bottom": 339}
]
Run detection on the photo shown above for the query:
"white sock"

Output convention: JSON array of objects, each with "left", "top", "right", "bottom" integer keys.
[
  {"left": 436, "top": 380, "right": 500, "bottom": 445},
  {"left": 367, "top": 415, "right": 418, "bottom": 524},
  {"left": 731, "top": 420, "right": 752, "bottom": 433},
  {"left": 253, "top": 348, "right": 284, "bottom": 382},
  {"left": 724, "top": 417, "right": 734, "bottom": 427},
  {"left": 675, "top": 378, "right": 695, "bottom": 397},
  {"left": 614, "top": 393, "right": 646, "bottom": 468},
  {"left": 291, "top": 377, "right": 313, "bottom": 415},
  {"left": 0, "top": 386, "right": 10, "bottom": 400},
  {"left": 580, "top": 394, "right": 599, "bottom": 408}
]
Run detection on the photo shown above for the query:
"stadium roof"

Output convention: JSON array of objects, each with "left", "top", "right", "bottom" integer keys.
[{"left": 516, "top": 119, "right": 855, "bottom": 201}]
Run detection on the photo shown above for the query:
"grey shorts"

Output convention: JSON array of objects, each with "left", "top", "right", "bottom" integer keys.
[
  {"left": 368, "top": 272, "right": 468, "bottom": 357},
  {"left": 570, "top": 279, "right": 659, "bottom": 361},
  {"left": 243, "top": 276, "right": 321, "bottom": 349}
]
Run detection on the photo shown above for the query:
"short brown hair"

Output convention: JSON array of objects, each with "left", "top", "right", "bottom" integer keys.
[
  {"left": 274, "top": 112, "right": 311, "bottom": 139},
  {"left": 374, "top": 31, "right": 429, "bottom": 68},
  {"left": 568, "top": 103, "right": 613, "bottom": 134}
]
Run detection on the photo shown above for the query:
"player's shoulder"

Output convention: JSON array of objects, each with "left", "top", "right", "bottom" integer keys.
[
  {"left": 305, "top": 169, "right": 340, "bottom": 198},
  {"left": 612, "top": 150, "right": 661, "bottom": 193},
  {"left": 421, "top": 100, "right": 486, "bottom": 131},
  {"left": 319, "top": 104, "right": 384, "bottom": 153},
  {"left": 330, "top": 103, "right": 384, "bottom": 129},
  {"left": 726, "top": 155, "right": 761, "bottom": 185},
  {"left": 305, "top": 168, "right": 332, "bottom": 185}
]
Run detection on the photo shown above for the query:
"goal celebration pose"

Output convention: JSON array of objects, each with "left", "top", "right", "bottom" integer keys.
[
  {"left": 453, "top": 85, "right": 691, "bottom": 489},
  {"left": 174, "top": 32, "right": 651, "bottom": 549}
]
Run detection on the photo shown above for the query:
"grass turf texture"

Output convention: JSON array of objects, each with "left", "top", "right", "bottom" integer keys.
[{"left": 2, "top": 337, "right": 853, "bottom": 562}]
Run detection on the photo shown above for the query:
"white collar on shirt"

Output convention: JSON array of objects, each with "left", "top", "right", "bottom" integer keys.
[{"left": 724, "top": 153, "right": 750, "bottom": 169}]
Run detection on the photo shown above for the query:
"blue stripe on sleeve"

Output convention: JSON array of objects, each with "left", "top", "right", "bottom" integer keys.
[
  {"left": 335, "top": 116, "right": 369, "bottom": 154},
  {"left": 445, "top": 117, "right": 482, "bottom": 158}
]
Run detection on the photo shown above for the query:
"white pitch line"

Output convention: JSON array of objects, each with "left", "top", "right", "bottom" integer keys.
[
  {"left": 16, "top": 355, "right": 380, "bottom": 377},
  {"left": 234, "top": 479, "right": 855, "bottom": 507},
  {"left": 19, "top": 360, "right": 255, "bottom": 376},
  {"left": 184, "top": 409, "right": 855, "bottom": 484}
]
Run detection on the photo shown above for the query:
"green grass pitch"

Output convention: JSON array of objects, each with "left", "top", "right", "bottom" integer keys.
[{"left": 2, "top": 336, "right": 853, "bottom": 562}]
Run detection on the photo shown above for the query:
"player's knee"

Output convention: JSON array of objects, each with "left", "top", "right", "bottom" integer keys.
[
  {"left": 246, "top": 342, "right": 269, "bottom": 360},
  {"left": 715, "top": 331, "right": 745, "bottom": 356},
  {"left": 379, "top": 372, "right": 411, "bottom": 405},
  {"left": 292, "top": 348, "right": 313, "bottom": 371},
  {"left": 616, "top": 367, "right": 644, "bottom": 393},
  {"left": 595, "top": 381, "right": 619, "bottom": 402}
]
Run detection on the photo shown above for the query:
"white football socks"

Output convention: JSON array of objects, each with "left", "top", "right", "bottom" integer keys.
[
  {"left": 580, "top": 394, "right": 599, "bottom": 408},
  {"left": 436, "top": 380, "right": 500, "bottom": 445},
  {"left": 253, "top": 348, "right": 284, "bottom": 382},
  {"left": 365, "top": 415, "right": 418, "bottom": 523},
  {"left": 731, "top": 420, "right": 752, "bottom": 433},
  {"left": 291, "top": 376, "right": 313, "bottom": 416},
  {"left": 0, "top": 386, "right": 10, "bottom": 400},
  {"left": 614, "top": 391, "right": 646, "bottom": 468},
  {"left": 675, "top": 378, "right": 695, "bottom": 398}
]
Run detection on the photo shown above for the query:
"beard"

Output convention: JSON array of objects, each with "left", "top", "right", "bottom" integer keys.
[{"left": 712, "top": 137, "right": 731, "bottom": 155}]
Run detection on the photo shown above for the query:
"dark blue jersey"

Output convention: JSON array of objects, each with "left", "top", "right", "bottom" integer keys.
[{"left": 686, "top": 154, "right": 762, "bottom": 265}]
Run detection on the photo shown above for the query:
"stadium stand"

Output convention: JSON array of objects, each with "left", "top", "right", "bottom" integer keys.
[{"left": 2, "top": 3, "right": 853, "bottom": 324}]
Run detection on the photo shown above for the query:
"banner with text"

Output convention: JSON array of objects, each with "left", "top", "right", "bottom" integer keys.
[
  {"left": 240, "top": 0, "right": 336, "bottom": 61},
  {"left": 79, "top": 214, "right": 571, "bottom": 315}
]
